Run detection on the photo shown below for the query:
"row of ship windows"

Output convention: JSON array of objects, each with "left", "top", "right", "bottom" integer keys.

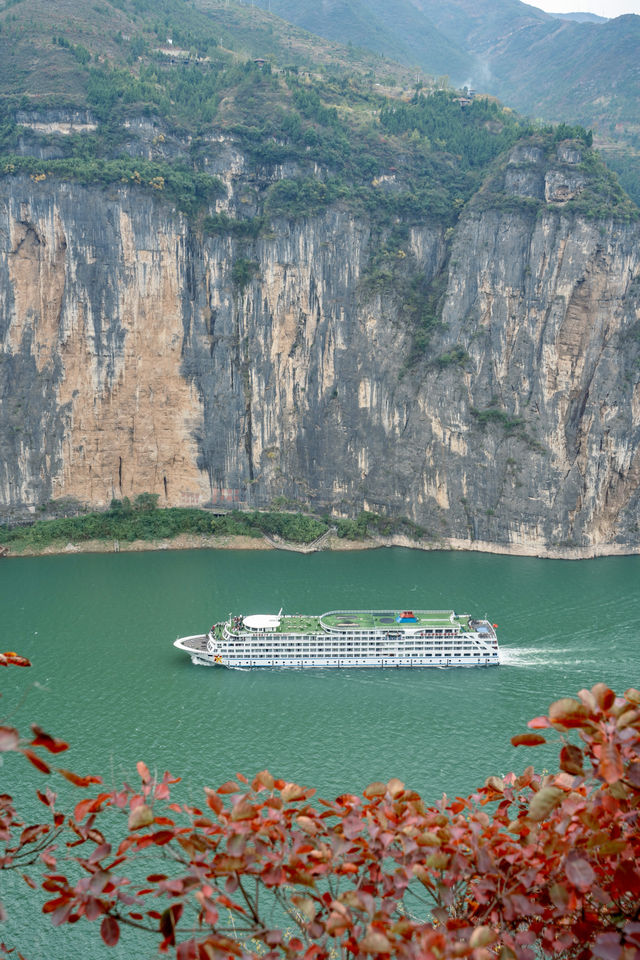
[
  {"left": 231, "top": 631, "right": 461, "bottom": 640},
  {"left": 224, "top": 652, "right": 495, "bottom": 660},
  {"left": 224, "top": 649, "right": 477, "bottom": 656},
  {"left": 225, "top": 648, "right": 477, "bottom": 654},
  {"left": 226, "top": 641, "right": 476, "bottom": 649},
  {"left": 222, "top": 643, "right": 482, "bottom": 657},
  {"left": 324, "top": 631, "right": 460, "bottom": 637},
  {"left": 223, "top": 643, "right": 481, "bottom": 656}
]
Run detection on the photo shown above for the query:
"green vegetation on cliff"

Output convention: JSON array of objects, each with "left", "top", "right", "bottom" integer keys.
[
  {"left": 0, "top": 0, "right": 633, "bottom": 232},
  {"left": 0, "top": 153, "right": 223, "bottom": 214},
  {"left": 243, "top": 0, "right": 640, "bottom": 207},
  {"left": 0, "top": 499, "right": 429, "bottom": 551}
]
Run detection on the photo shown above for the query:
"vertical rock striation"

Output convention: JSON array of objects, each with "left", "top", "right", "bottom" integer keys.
[{"left": 1, "top": 148, "right": 639, "bottom": 556}]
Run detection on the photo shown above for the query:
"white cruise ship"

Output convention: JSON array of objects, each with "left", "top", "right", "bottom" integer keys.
[{"left": 174, "top": 608, "right": 500, "bottom": 669}]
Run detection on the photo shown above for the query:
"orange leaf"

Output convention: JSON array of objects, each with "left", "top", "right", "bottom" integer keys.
[
  {"left": 230, "top": 798, "right": 255, "bottom": 821},
  {"left": 511, "top": 733, "right": 547, "bottom": 747},
  {"left": 30, "top": 726, "right": 68, "bottom": 754},
  {"left": 137, "top": 761, "right": 151, "bottom": 783},
  {"left": 591, "top": 683, "right": 615, "bottom": 711},
  {"left": 159, "top": 903, "right": 183, "bottom": 945},
  {"left": 151, "top": 830, "right": 175, "bottom": 845},
  {"left": 20, "top": 824, "right": 49, "bottom": 845},
  {"left": 527, "top": 715, "right": 551, "bottom": 729},
  {"left": 101, "top": 916, "right": 120, "bottom": 946},
  {"left": 252, "top": 770, "right": 275, "bottom": 791},
  {"left": 43, "top": 896, "right": 69, "bottom": 914},
  {"left": 75, "top": 798, "right": 97, "bottom": 822},
  {"left": 0, "top": 725, "right": 20, "bottom": 752},
  {"left": 1, "top": 652, "right": 31, "bottom": 667},
  {"left": 281, "top": 782, "right": 308, "bottom": 802},
  {"left": 360, "top": 930, "right": 392, "bottom": 954},
  {"left": 204, "top": 788, "right": 223, "bottom": 814},
  {"left": 598, "top": 738, "right": 624, "bottom": 784},
  {"left": 387, "top": 778, "right": 405, "bottom": 798},
  {"left": 128, "top": 804, "right": 154, "bottom": 831},
  {"left": 548, "top": 698, "right": 589, "bottom": 729},
  {"left": 216, "top": 781, "right": 240, "bottom": 794},
  {"left": 527, "top": 786, "right": 564, "bottom": 822},
  {"left": 470, "top": 926, "right": 498, "bottom": 949},
  {"left": 559, "top": 744, "right": 584, "bottom": 776},
  {"left": 57, "top": 769, "right": 102, "bottom": 788},
  {"left": 616, "top": 707, "right": 639, "bottom": 730},
  {"left": 295, "top": 816, "right": 320, "bottom": 835},
  {"left": 22, "top": 749, "right": 51, "bottom": 775},
  {"left": 484, "top": 776, "right": 505, "bottom": 793},
  {"left": 363, "top": 781, "right": 387, "bottom": 799}
]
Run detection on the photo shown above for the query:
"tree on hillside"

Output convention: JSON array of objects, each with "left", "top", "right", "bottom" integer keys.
[{"left": 2, "top": 652, "right": 640, "bottom": 960}]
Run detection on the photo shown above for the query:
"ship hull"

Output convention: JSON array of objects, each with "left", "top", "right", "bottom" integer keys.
[{"left": 220, "top": 657, "right": 497, "bottom": 669}]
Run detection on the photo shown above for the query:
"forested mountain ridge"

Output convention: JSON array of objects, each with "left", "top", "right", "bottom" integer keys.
[
  {"left": 1, "top": 0, "right": 640, "bottom": 557},
  {"left": 4, "top": 0, "right": 608, "bottom": 238},
  {"left": 250, "top": 0, "right": 640, "bottom": 206}
]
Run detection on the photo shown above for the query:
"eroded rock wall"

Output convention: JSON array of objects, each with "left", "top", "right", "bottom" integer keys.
[{"left": 1, "top": 153, "right": 639, "bottom": 555}]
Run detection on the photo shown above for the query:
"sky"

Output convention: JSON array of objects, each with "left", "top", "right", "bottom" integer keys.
[{"left": 534, "top": 0, "right": 640, "bottom": 15}]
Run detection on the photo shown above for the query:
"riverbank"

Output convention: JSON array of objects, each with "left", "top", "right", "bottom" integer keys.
[
  {"left": 1, "top": 531, "right": 399, "bottom": 557},
  {"left": 3, "top": 529, "right": 640, "bottom": 560},
  {"left": 0, "top": 502, "right": 429, "bottom": 558}
]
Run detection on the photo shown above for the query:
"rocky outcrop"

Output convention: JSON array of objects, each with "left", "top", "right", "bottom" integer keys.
[{"left": 1, "top": 141, "right": 639, "bottom": 556}]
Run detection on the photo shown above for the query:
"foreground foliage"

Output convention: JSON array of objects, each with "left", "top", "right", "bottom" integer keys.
[{"left": 2, "top": 653, "right": 639, "bottom": 959}]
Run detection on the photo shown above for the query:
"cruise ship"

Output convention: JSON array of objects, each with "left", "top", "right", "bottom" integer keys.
[{"left": 174, "top": 609, "right": 500, "bottom": 669}]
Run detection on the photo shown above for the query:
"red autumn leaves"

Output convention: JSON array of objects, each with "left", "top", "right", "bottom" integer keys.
[{"left": 2, "top": 659, "right": 640, "bottom": 960}]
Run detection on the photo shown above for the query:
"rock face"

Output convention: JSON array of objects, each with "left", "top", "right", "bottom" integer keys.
[{"left": 1, "top": 142, "right": 640, "bottom": 556}]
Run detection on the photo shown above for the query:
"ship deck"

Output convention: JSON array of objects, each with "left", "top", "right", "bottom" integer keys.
[
  {"left": 320, "top": 610, "right": 470, "bottom": 632},
  {"left": 225, "top": 610, "right": 473, "bottom": 636}
]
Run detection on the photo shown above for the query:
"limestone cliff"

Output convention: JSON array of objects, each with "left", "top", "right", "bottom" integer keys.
[{"left": 1, "top": 140, "right": 639, "bottom": 556}]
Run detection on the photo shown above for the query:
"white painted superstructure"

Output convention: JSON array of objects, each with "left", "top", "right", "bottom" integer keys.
[{"left": 174, "top": 608, "right": 500, "bottom": 669}]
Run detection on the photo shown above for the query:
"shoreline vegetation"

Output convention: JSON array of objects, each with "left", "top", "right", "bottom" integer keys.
[
  {"left": 1, "top": 496, "right": 639, "bottom": 561},
  {"left": 0, "top": 495, "right": 429, "bottom": 558}
]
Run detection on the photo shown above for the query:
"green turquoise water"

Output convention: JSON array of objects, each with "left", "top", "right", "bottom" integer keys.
[{"left": 2, "top": 547, "right": 639, "bottom": 958}]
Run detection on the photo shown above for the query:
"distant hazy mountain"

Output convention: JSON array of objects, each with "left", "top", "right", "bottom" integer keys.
[
  {"left": 409, "top": 0, "right": 551, "bottom": 59},
  {"left": 249, "top": 0, "right": 474, "bottom": 78},
  {"left": 423, "top": 3, "right": 640, "bottom": 203},
  {"left": 551, "top": 12, "right": 608, "bottom": 22}
]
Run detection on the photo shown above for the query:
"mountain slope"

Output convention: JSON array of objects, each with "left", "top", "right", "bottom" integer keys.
[
  {"left": 0, "top": 0, "right": 422, "bottom": 106},
  {"left": 410, "top": 0, "right": 551, "bottom": 54},
  {"left": 241, "top": 0, "right": 640, "bottom": 203},
  {"left": 246, "top": 0, "right": 473, "bottom": 79},
  {"left": 1, "top": 0, "right": 640, "bottom": 555},
  {"left": 552, "top": 12, "right": 608, "bottom": 23}
]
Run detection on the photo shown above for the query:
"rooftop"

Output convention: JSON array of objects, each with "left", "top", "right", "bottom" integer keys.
[{"left": 227, "top": 610, "right": 474, "bottom": 636}]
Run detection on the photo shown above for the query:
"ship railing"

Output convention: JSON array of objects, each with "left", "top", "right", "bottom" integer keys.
[
  {"left": 472, "top": 622, "right": 497, "bottom": 650},
  {"left": 222, "top": 627, "right": 326, "bottom": 642},
  {"left": 319, "top": 609, "right": 457, "bottom": 633}
]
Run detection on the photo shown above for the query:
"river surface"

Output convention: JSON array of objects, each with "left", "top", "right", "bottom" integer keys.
[{"left": 2, "top": 547, "right": 639, "bottom": 958}]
